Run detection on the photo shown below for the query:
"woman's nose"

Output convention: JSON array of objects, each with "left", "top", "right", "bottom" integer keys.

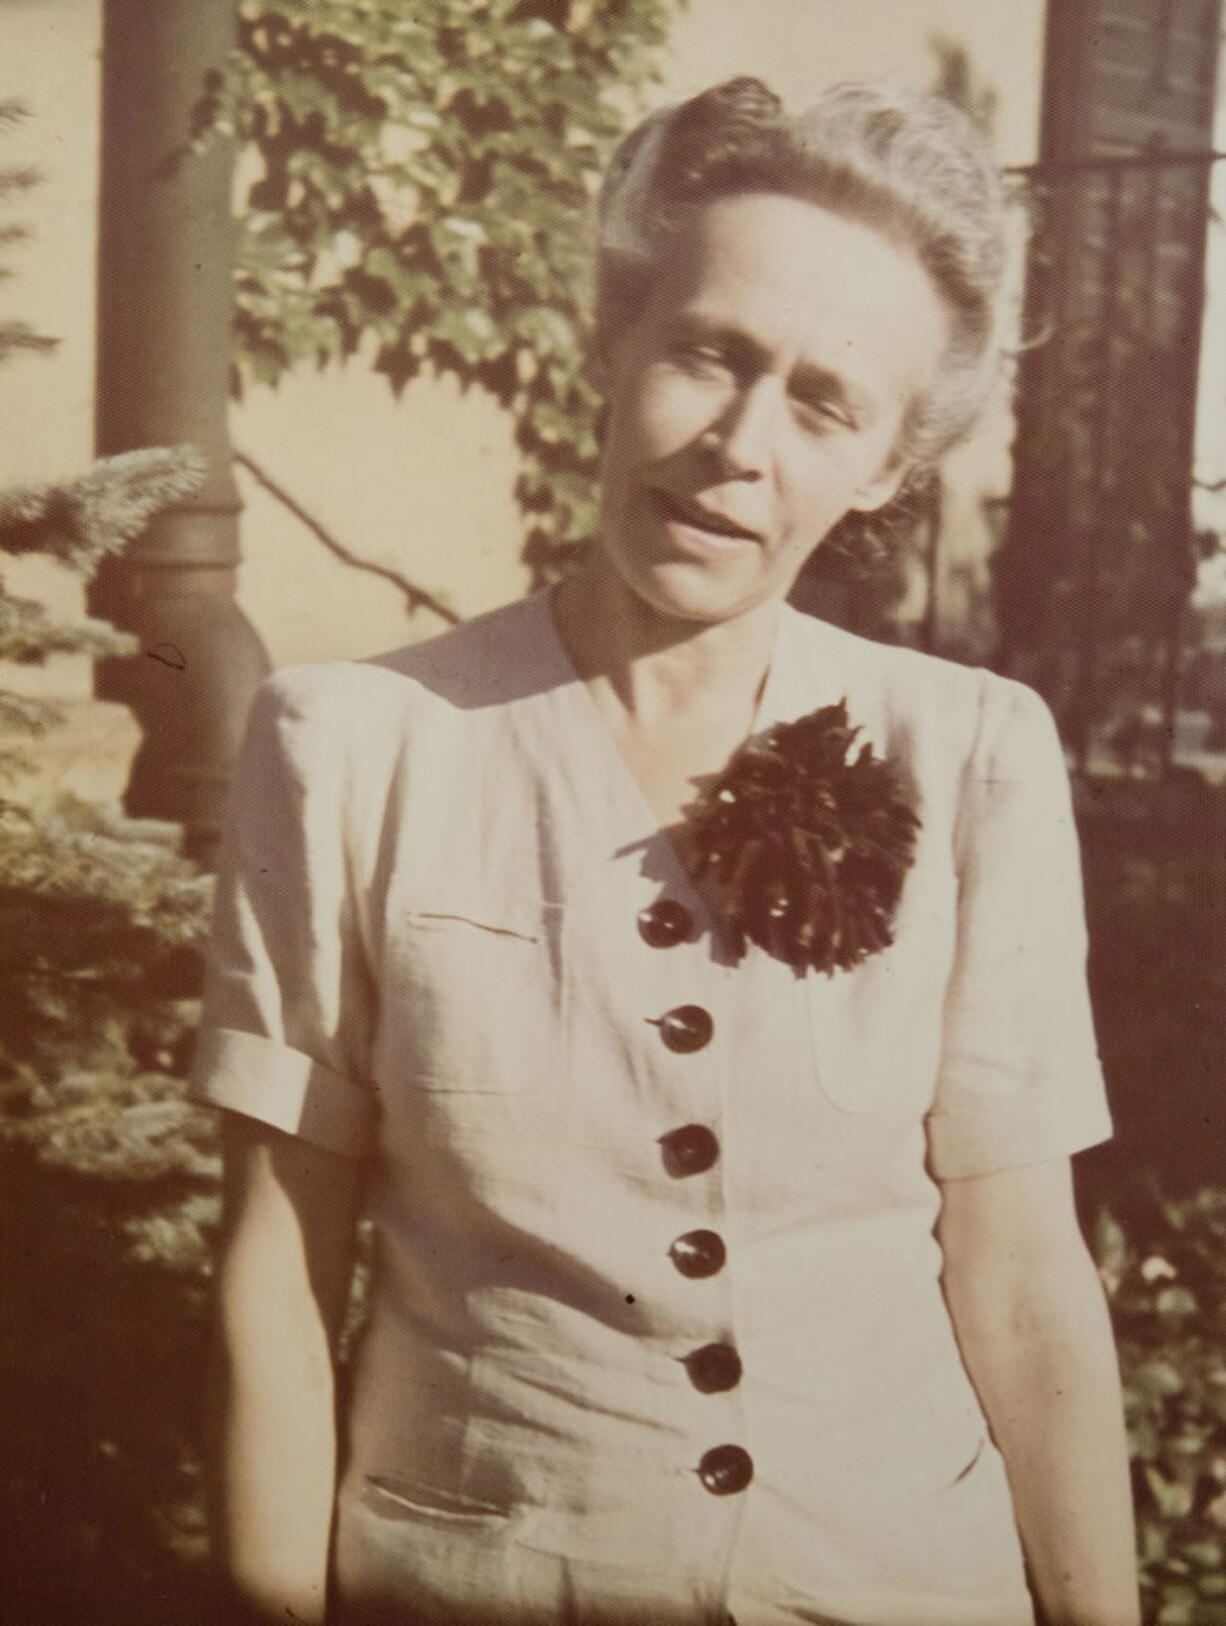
[{"left": 700, "top": 378, "right": 778, "bottom": 478}]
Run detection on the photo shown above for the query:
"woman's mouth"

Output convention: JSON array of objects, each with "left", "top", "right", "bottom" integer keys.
[{"left": 650, "top": 489, "right": 763, "bottom": 547}]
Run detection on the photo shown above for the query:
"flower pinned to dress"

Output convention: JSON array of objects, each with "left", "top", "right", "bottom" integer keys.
[{"left": 685, "top": 700, "right": 920, "bottom": 975}]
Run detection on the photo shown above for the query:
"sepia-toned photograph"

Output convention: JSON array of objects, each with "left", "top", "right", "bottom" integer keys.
[{"left": 1, "top": 1, "right": 1224, "bottom": 1622}]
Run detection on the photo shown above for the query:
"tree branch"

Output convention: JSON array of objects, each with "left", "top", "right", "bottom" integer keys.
[{"left": 233, "top": 449, "right": 461, "bottom": 627}]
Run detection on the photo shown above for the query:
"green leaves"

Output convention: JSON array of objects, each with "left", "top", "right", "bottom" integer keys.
[
  {"left": 1097, "top": 1190, "right": 1226, "bottom": 1623},
  {"left": 0, "top": 796, "right": 213, "bottom": 1159},
  {"left": 0, "top": 449, "right": 203, "bottom": 786},
  {"left": 0, "top": 599, "right": 137, "bottom": 668},
  {"left": 229, "top": 0, "right": 676, "bottom": 579},
  {"left": 0, "top": 448, "right": 208, "bottom": 575},
  {"left": 0, "top": 102, "right": 214, "bottom": 1159},
  {"left": 0, "top": 102, "right": 56, "bottom": 370}
]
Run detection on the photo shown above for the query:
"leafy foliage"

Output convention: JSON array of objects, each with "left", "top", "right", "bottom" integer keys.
[
  {"left": 1077, "top": 798, "right": 1226, "bottom": 1620},
  {"left": 0, "top": 107, "right": 221, "bottom": 1621},
  {"left": 0, "top": 101, "right": 56, "bottom": 370},
  {"left": 223, "top": 0, "right": 674, "bottom": 581},
  {"left": 1, "top": 95, "right": 213, "bottom": 770},
  {"left": 0, "top": 798, "right": 211, "bottom": 1114},
  {"left": 1097, "top": 1192, "right": 1226, "bottom": 1625},
  {"left": 0, "top": 445, "right": 210, "bottom": 575},
  {"left": 0, "top": 103, "right": 217, "bottom": 1297},
  {"left": 0, "top": 1145, "right": 219, "bottom": 1626},
  {"left": 0, "top": 446, "right": 210, "bottom": 786}
]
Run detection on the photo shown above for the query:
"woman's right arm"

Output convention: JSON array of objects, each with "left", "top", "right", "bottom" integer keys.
[{"left": 209, "top": 1112, "right": 365, "bottom": 1625}]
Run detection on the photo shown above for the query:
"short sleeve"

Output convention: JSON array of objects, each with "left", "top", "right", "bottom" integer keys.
[
  {"left": 925, "top": 678, "right": 1112, "bottom": 1180},
  {"left": 188, "top": 670, "right": 377, "bottom": 1157}
]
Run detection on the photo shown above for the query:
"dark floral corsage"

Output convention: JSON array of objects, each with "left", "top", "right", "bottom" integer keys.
[{"left": 685, "top": 700, "right": 920, "bottom": 975}]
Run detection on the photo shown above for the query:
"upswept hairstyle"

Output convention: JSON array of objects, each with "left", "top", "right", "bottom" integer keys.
[{"left": 595, "top": 77, "right": 1008, "bottom": 481}]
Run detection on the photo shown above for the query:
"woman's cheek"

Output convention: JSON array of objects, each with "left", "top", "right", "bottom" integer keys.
[{"left": 638, "top": 369, "right": 725, "bottom": 453}]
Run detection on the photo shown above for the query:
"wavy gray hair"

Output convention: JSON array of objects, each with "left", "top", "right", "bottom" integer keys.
[{"left": 595, "top": 77, "right": 1007, "bottom": 479}]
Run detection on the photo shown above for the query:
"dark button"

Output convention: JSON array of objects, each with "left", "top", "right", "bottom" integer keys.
[
  {"left": 669, "top": 1229, "right": 727, "bottom": 1279},
  {"left": 684, "top": 1342, "right": 743, "bottom": 1394},
  {"left": 637, "top": 899, "right": 694, "bottom": 949},
  {"left": 698, "top": 1444, "right": 754, "bottom": 1496},
  {"left": 657, "top": 1004, "right": 714, "bottom": 1054},
  {"left": 659, "top": 1123, "right": 720, "bottom": 1178}
]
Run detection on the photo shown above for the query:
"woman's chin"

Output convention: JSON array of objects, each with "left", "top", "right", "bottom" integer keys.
[
  {"left": 588, "top": 548, "right": 769, "bottom": 629},
  {"left": 638, "top": 559, "right": 783, "bottom": 628}
]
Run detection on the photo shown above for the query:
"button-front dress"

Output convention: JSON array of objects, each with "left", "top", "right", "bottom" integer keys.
[{"left": 190, "top": 592, "right": 1113, "bottom": 1626}]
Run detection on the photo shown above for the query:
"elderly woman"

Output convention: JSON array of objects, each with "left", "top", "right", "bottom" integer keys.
[{"left": 194, "top": 79, "right": 1140, "bottom": 1626}]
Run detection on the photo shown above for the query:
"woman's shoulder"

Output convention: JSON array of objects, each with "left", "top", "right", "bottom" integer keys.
[
  {"left": 781, "top": 609, "right": 1063, "bottom": 801},
  {"left": 246, "top": 657, "right": 414, "bottom": 776},
  {"left": 369, "top": 592, "right": 558, "bottom": 708},
  {"left": 253, "top": 594, "right": 553, "bottom": 739},
  {"left": 787, "top": 608, "right": 1049, "bottom": 744}
]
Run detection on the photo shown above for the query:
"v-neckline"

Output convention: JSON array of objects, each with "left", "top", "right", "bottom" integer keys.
[{"left": 536, "top": 587, "right": 794, "bottom": 868}]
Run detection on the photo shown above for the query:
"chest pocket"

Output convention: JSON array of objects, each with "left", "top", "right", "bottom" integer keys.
[
  {"left": 379, "top": 898, "right": 567, "bottom": 1094},
  {"left": 805, "top": 875, "right": 956, "bottom": 1120}
]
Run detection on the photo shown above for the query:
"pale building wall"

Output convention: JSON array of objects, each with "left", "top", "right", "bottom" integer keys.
[
  {"left": 1, "top": 0, "right": 1048, "bottom": 703},
  {"left": 0, "top": 0, "right": 102, "bottom": 713}
]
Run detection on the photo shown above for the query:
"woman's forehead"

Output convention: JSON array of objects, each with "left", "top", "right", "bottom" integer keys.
[
  {"left": 645, "top": 192, "right": 950, "bottom": 393},
  {"left": 665, "top": 192, "right": 927, "bottom": 301}
]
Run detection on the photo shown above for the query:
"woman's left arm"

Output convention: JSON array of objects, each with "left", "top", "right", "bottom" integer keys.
[{"left": 938, "top": 1155, "right": 1140, "bottom": 1626}]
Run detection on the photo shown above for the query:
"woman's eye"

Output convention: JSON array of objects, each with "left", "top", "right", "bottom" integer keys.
[
  {"left": 793, "top": 395, "right": 853, "bottom": 434},
  {"left": 675, "top": 341, "right": 729, "bottom": 374}
]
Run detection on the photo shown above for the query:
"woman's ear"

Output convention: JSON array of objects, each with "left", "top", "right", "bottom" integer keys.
[{"left": 848, "top": 454, "right": 911, "bottom": 515}]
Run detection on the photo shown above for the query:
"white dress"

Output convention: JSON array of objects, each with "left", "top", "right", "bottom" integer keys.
[{"left": 191, "top": 592, "right": 1112, "bottom": 1626}]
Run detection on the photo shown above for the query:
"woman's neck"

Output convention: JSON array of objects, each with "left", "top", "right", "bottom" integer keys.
[
  {"left": 549, "top": 554, "right": 780, "bottom": 830},
  {"left": 551, "top": 553, "right": 778, "bottom": 731}
]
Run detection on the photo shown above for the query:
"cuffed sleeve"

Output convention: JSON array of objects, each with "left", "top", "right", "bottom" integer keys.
[
  {"left": 188, "top": 669, "right": 378, "bottom": 1157},
  {"left": 925, "top": 679, "right": 1112, "bottom": 1180}
]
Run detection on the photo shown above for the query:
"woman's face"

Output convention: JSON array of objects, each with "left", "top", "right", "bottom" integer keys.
[{"left": 596, "top": 191, "right": 951, "bottom": 627}]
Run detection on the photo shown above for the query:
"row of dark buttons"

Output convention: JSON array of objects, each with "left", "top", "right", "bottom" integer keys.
[
  {"left": 685, "top": 1342, "right": 743, "bottom": 1394},
  {"left": 699, "top": 1443, "right": 754, "bottom": 1496},
  {"left": 659, "top": 1122, "right": 718, "bottom": 1178},
  {"left": 640, "top": 898, "right": 753, "bottom": 1499},
  {"left": 638, "top": 897, "right": 694, "bottom": 949},
  {"left": 669, "top": 1228, "right": 725, "bottom": 1278}
]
